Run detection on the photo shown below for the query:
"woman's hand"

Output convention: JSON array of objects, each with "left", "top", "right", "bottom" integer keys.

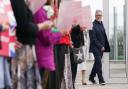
[
  {"left": 15, "top": 41, "right": 23, "bottom": 50},
  {"left": 60, "top": 29, "right": 68, "bottom": 36},
  {"left": 80, "top": 26, "right": 87, "bottom": 31},
  {"left": 38, "top": 20, "right": 54, "bottom": 31}
]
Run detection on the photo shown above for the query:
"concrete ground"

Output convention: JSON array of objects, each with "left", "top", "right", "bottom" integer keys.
[{"left": 75, "top": 61, "right": 128, "bottom": 89}]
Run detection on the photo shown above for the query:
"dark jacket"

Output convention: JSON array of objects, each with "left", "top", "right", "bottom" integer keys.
[
  {"left": 10, "top": 0, "right": 38, "bottom": 45},
  {"left": 89, "top": 20, "right": 110, "bottom": 52},
  {"left": 71, "top": 25, "right": 84, "bottom": 48}
]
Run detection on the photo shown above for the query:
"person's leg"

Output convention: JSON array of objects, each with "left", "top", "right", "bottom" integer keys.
[
  {"left": 3, "top": 58, "right": 12, "bottom": 88},
  {"left": 70, "top": 50, "right": 78, "bottom": 89},
  {"left": 81, "top": 70, "right": 87, "bottom": 85},
  {"left": 89, "top": 51, "right": 102, "bottom": 84},
  {"left": 89, "top": 58, "right": 97, "bottom": 84},
  {"left": 62, "top": 46, "right": 73, "bottom": 89},
  {"left": 0, "top": 57, "right": 4, "bottom": 89},
  {"left": 71, "top": 64, "right": 77, "bottom": 89},
  {"left": 40, "top": 68, "right": 49, "bottom": 89},
  {"left": 89, "top": 52, "right": 97, "bottom": 83},
  {"left": 89, "top": 60, "right": 97, "bottom": 78},
  {"left": 97, "top": 52, "right": 105, "bottom": 84},
  {"left": 46, "top": 45, "right": 66, "bottom": 89},
  {"left": 93, "top": 51, "right": 105, "bottom": 84},
  {"left": 13, "top": 46, "right": 27, "bottom": 89},
  {"left": 55, "top": 45, "right": 66, "bottom": 89}
]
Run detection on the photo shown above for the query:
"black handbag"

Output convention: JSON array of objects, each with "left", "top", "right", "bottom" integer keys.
[{"left": 71, "top": 46, "right": 85, "bottom": 64}]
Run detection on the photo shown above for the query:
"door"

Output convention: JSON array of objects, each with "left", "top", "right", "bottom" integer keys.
[{"left": 103, "top": 0, "right": 128, "bottom": 83}]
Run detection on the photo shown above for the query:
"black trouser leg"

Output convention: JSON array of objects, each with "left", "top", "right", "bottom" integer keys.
[
  {"left": 46, "top": 45, "right": 69, "bottom": 89},
  {"left": 90, "top": 50, "right": 104, "bottom": 82},
  {"left": 70, "top": 51, "right": 78, "bottom": 89},
  {"left": 96, "top": 51, "right": 104, "bottom": 82},
  {"left": 94, "top": 51, "right": 104, "bottom": 82},
  {"left": 71, "top": 63, "right": 77, "bottom": 89},
  {"left": 89, "top": 59, "right": 97, "bottom": 79}
]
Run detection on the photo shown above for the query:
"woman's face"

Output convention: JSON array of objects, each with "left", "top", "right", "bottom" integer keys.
[
  {"left": 25, "top": 0, "right": 30, "bottom": 7},
  {"left": 25, "top": 0, "right": 49, "bottom": 8}
]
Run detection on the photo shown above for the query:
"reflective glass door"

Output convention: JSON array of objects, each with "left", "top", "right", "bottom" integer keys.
[{"left": 108, "top": 0, "right": 128, "bottom": 83}]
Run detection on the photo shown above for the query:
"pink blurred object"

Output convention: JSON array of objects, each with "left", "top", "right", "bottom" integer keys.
[
  {"left": 28, "top": 0, "right": 47, "bottom": 14},
  {"left": 71, "top": 6, "right": 83, "bottom": 25},
  {"left": 70, "top": 5, "right": 92, "bottom": 30},
  {"left": 56, "top": 0, "right": 92, "bottom": 30},
  {"left": 56, "top": 0, "right": 82, "bottom": 30},
  {"left": 81, "top": 6, "right": 92, "bottom": 30}
]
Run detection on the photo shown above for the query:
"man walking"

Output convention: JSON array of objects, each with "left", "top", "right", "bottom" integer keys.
[{"left": 89, "top": 10, "right": 110, "bottom": 85}]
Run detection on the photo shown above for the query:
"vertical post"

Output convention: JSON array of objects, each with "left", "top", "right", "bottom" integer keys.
[
  {"left": 123, "top": 0, "right": 127, "bottom": 78},
  {"left": 125, "top": 0, "right": 128, "bottom": 81},
  {"left": 103, "top": 0, "right": 110, "bottom": 83},
  {"left": 113, "top": 7, "right": 118, "bottom": 61}
]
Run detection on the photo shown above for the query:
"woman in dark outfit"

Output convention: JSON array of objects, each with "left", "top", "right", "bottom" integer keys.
[
  {"left": 45, "top": 0, "right": 73, "bottom": 88},
  {"left": 47, "top": 32, "right": 73, "bottom": 89},
  {"left": 10, "top": 0, "right": 53, "bottom": 89},
  {"left": 70, "top": 25, "right": 85, "bottom": 89}
]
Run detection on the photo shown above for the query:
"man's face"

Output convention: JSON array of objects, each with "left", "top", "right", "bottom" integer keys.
[{"left": 95, "top": 11, "right": 102, "bottom": 22}]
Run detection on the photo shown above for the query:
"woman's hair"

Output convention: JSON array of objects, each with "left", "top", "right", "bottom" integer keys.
[{"left": 45, "top": 0, "right": 52, "bottom": 5}]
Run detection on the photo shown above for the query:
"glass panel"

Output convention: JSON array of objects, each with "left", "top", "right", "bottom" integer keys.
[
  {"left": 109, "top": 0, "right": 125, "bottom": 61},
  {"left": 109, "top": 0, "right": 126, "bottom": 78},
  {"left": 125, "top": 0, "right": 128, "bottom": 78}
]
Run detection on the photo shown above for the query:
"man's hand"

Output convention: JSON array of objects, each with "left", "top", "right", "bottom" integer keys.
[{"left": 101, "top": 47, "right": 105, "bottom": 52}]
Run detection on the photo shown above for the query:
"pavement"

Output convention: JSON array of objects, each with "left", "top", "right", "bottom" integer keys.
[
  {"left": 74, "top": 61, "right": 128, "bottom": 89},
  {"left": 76, "top": 84, "right": 128, "bottom": 89}
]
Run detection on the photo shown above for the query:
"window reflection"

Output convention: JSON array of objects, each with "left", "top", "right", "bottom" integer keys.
[{"left": 109, "top": 0, "right": 125, "bottom": 60}]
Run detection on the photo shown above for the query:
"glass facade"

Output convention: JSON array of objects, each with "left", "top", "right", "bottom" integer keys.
[
  {"left": 108, "top": 0, "right": 128, "bottom": 81},
  {"left": 109, "top": 0, "right": 125, "bottom": 60}
]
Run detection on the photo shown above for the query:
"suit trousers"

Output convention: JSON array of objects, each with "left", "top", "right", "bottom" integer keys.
[{"left": 90, "top": 49, "right": 104, "bottom": 82}]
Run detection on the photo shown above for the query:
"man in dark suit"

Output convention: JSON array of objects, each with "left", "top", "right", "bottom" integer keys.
[{"left": 89, "top": 10, "right": 110, "bottom": 85}]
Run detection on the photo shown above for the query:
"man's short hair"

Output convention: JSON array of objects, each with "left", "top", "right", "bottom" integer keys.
[{"left": 95, "top": 10, "right": 102, "bottom": 16}]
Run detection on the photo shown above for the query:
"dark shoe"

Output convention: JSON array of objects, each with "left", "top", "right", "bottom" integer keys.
[
  {"left": 99, "top": 81, "right": 106, "bottom": 85},
  {"left": 82, "top": 82, "right": 87, "bottom": 85},
  {"left": 89, "top": 78, "right": 97, "bottom": 84}
]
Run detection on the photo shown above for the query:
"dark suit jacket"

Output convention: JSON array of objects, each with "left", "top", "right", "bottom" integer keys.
[{"left": 89, "top": 20, "right": 110, "bottom": 52}]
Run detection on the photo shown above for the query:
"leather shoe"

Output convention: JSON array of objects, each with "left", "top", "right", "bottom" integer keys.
[
  {"left": 99, "top": 81, "right": 106, "bottom": 85},
  {"left": 89, "top": 78, "right": 97, "bottom": 84}
]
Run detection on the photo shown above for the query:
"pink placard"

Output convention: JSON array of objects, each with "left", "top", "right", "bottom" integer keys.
[
  {"left": 56, "top": 0, "right": 82, "bottom": 30},
  {"left": 70, "top": 6, "right": 83, "bottom": 25},
  {"left": 81, "top": 6, "right": 92, "bottom": 30}
]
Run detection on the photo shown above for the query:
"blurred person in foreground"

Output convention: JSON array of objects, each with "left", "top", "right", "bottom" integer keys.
[{"left": 10, "top": 0, "right": 54, "bottom": 88}]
